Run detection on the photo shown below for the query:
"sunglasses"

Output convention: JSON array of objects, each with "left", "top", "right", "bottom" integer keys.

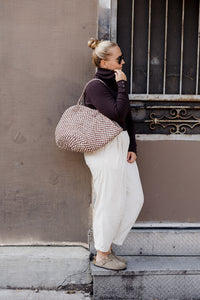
[{"left": 117, "top": 55, "right": 124, "bottom": 64}]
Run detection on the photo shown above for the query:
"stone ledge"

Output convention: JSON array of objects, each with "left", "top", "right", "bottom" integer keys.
[{"left": 0, "top": 246, "right": 92, "bottom": 289}]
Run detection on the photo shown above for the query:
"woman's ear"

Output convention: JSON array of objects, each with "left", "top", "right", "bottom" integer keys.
[{"left": 100, "top": 59, "right": 107, "bottom": 69}]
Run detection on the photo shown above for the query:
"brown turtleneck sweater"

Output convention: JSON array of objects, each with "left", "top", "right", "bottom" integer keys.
[{"left": 84, "top": 68, "right": 137, "bottom": 153}]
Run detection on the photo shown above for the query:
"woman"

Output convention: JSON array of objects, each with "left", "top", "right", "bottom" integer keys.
[{"left": 84, "top": 38, "right": 144, "bottom": 270}]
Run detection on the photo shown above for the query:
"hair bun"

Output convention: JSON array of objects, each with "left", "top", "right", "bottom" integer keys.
[{"left": 88, "top": 38, "right": 100, "bottom": 50}]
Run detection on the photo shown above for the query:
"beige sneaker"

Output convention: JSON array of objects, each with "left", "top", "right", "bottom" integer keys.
[
  {"left": 110, "top": 249, "right": 127, "bottom": 264},
  {"left": 93, "top": 255, "right": 126, "bottom": 270}
]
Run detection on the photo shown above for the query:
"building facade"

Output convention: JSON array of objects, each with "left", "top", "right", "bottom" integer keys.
[{"left": 1, "top": 0, "right": 200, "bottom": 247}]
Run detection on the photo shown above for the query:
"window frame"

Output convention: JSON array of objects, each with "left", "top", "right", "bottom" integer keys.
[{"left": 98, "top": 0, "right": 200, "bottom": 135}]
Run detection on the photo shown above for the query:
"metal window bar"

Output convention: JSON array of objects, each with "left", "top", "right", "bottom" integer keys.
[
  {"left": 130, "top": 0, "right": 135, "bottom": 94},
  {"left": 147, "top": 0, "right": 152, "bottom": 95},
  {"left": 129, "top": 0, "right": 200, "bottom": 100},
  {"left": 163, "top": 0, "right": 168, "bottom": 95},
  {"left": 196, "top": 0, "right": 200, "bottom": 95},
  {"left": 179, "top": 0, "right": 185, "bottom": 95}
]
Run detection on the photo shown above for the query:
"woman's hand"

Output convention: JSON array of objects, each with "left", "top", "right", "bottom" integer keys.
[
  {"left": 127, "top": 152, "right": 137, "bottom": 163},
  {"left": 114, "top": 69, "right": 127, "bottom": 82}
]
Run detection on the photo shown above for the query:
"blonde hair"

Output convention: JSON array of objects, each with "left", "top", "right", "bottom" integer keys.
[{"left": 88, "top": 38, "right": 117, "bottom": 67}]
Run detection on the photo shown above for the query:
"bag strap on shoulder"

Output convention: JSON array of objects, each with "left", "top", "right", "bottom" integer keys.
[{"left": 77, "top": 78, "right": 107, "bottom": 105}]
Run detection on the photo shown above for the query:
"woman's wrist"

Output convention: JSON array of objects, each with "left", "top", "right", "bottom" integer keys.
[
  {"left": 114, "top": 69, "right": 127, "bottom": 82},
  {"left": 117, "top": 80, "right": 127, "bottom": 92}
]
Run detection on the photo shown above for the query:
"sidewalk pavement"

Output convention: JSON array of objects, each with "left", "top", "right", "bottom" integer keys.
[{"left": 0, "top": 290, "right": 92, "bottom": 300}]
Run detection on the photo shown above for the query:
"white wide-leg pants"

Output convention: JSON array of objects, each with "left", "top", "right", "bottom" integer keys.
[{"left": 84, "top": 131, "right": 144, "bottom": 252}]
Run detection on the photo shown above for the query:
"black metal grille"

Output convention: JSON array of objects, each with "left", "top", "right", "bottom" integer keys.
[
  {"left": 117, "top": 0, "right": 200, "bottom": 134},
  {"left": 117, "top": 0, "right": 200, "bottom": 96}
]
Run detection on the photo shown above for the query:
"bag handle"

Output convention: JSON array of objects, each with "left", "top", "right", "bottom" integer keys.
[{"left": 77, "top": 78, "right": 107, "bottom": 105}]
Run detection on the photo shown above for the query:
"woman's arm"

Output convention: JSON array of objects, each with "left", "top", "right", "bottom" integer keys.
[
  {"left": 85, "top": 80, "right": 130, "bottom": 124},
  {"left": 126, "top": 110, "right": 137, "bottom": 154}
]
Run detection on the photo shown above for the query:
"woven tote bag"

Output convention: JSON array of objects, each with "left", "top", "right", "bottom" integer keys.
[{"left": 55, "top": 79, "right": 123, "bottom": 153}]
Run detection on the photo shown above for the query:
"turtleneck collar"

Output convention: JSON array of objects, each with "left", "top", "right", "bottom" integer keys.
[
  {"left": 94, "top": 68, "right": 118, "bottom": 92},
  {"left": 95, "top": 68, "right": 115, "bottom": 80}
]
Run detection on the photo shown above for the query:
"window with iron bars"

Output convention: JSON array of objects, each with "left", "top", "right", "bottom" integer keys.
[{"left": 98, "top": 0, "right": 200, "bottom": 134}]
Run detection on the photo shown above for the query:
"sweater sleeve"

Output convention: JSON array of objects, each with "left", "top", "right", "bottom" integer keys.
[
  {"left": 84, "top": 80, "right": 130, "bottom": 124},
  {"left": 126, "top": 110, "right": 137, "bottom": 154}
]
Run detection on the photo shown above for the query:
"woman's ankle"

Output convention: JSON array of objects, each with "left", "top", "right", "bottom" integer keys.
[{"left": 96, "top": 250, "right": 110, "bottom": 262}]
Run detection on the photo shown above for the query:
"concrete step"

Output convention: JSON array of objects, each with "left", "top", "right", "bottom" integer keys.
[
  {"left": 0, "top": 246, "right": 91, "bottom": 289},
  {"left": 91, "top": 256, "right": 200, "bottom": 300},
  {"left": 89, "top": 228, "right": 200, "bottom": 256},
  {"left": 0, "top": 290, "right": 91, "bottom": 300}
]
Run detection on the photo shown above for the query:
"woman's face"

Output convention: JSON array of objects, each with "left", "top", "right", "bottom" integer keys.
[{"left": 100, "top": 46, "right": 125, "bottom": 71}]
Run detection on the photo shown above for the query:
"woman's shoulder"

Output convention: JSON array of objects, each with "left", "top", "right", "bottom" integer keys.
[
  {"left": 86, "top": 78, "right": 107, "bottom": 91},
  {"left": 84, "top": 78, "right": 108, "bottom": 106}
]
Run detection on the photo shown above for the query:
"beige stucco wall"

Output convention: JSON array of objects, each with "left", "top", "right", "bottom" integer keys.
[
  {"left": 137, "top": 139, "right": 200, "bottom": 223},
  {"left": 0, "top": 0, "right": 97, "bottom": 244}
]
